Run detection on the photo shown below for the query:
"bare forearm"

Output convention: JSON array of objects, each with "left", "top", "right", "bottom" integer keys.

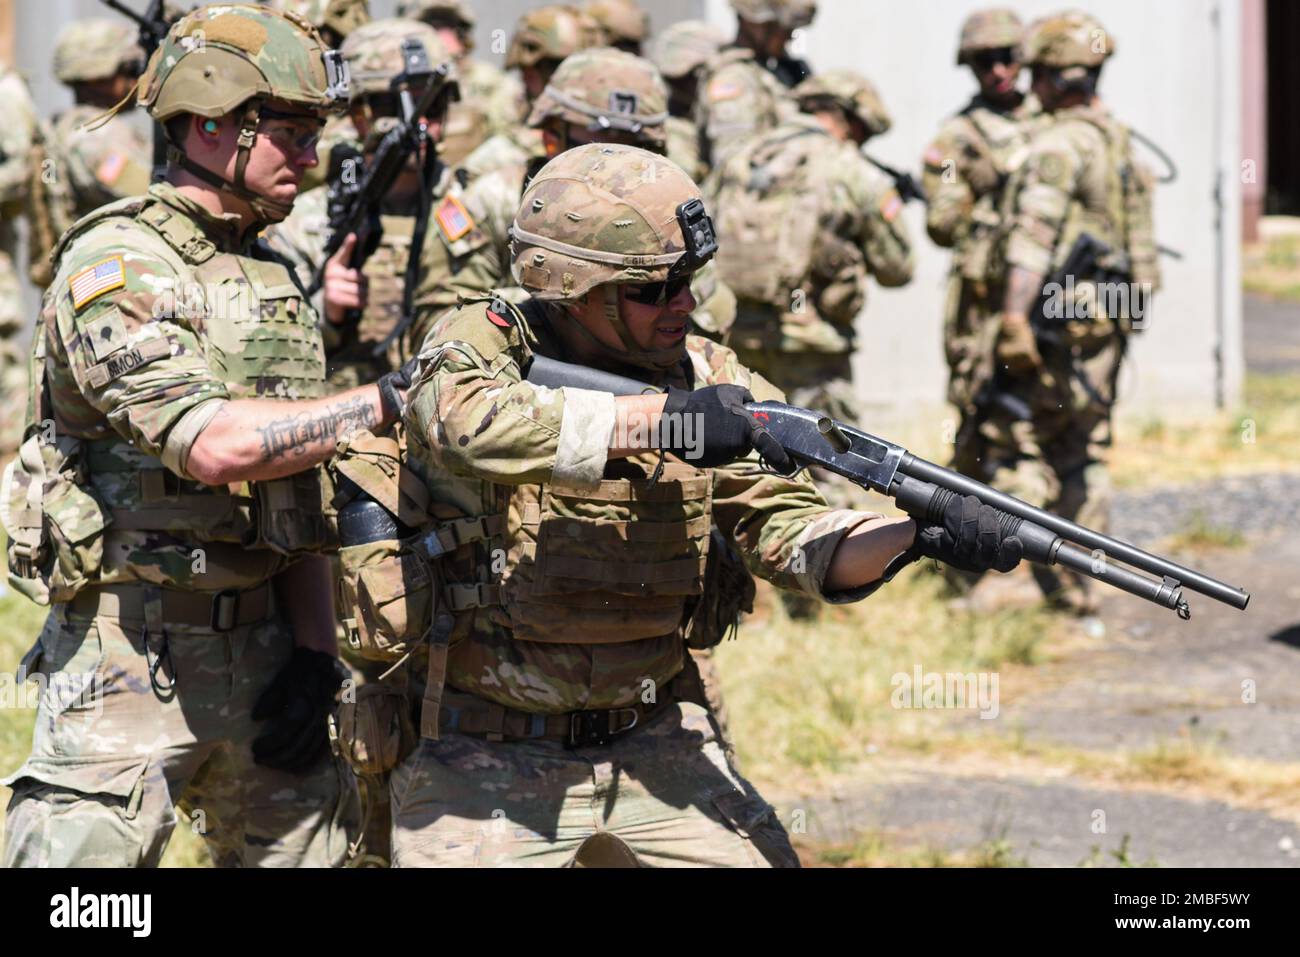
[
  {"left": 1003, "top": 265, "right": 1044, "bottom": 318},
  {"left": 824, "top": 516, "right": 916, "bottom": 592},
  {"left": 608, "top": 393, "right": 669, "bottom": 458},
  {"left": 188, "top": 386, "right": 391, "bottom": 484},
  {"left": 274, "top": 555, "right": 338, "bottom": 655}
]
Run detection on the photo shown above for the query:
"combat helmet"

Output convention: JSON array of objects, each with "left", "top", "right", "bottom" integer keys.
[
  {"left": 343, "top": 17, "right": 458, "bottom": 97},
  {"left": 511, "top": 143, "right": 718, "bottom": 367},
  {"left": 506, "top": 5, "right": 603, "bottom": 69},
  {"left": 54, "top": 20, "right": 145, "bottom": 84},
  {"left": 268, "top": 0, "right": 371, "bottom": 45},
  {"left": 729, "top": 0, "right": 816, "bottom": 29},
  {"left": 527, "top": 47, "right": 669, "bottom": 150},
  {"left": 648, "top": 20, "right": 726, "bottom": 81},
  {"left": 396, "top": 0, "right": 476, "bottom": 51},
  {"left": 955, "top": 8, "right": 1023, "bottom": 66},
  {"left": 794, "top": 69, "right": 891, "bottom": 137},
  {"left": 585, "top": 0, "right": 649, "bottom": 52},
  {"left": 1023, "top": 9, "right": 1114, "bottom": 73},
  {"left": 138, "top": 3, "right": 351, "bottom": 222}
]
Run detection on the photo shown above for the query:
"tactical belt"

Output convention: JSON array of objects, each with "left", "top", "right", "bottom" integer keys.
[
  {"left": 68, "top": 582, "right": 275, "bottom": 632},
  {"left": 438, "top": 681, "right": 678, "bottom": 749}
]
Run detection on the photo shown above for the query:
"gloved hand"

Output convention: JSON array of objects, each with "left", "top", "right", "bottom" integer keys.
[
  {"left": 659, "top": 385, "right": 793, "bottom": 472},
  {"left": 252, "top": 647, "right": 347, "bottom": 774},
  {"left": 995, "top": 312, "right": 1042, "bottom": 374},
  {"left": 900, "top": 494, "right": 1024, "bottom": 575},
  {"left": 378, "top": 354, "right": 421, "bottom": 420}
]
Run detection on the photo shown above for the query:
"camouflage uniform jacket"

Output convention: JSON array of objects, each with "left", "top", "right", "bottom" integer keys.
[
  {"left": 265, "top": 164, "right": 473, "bottom": 384},
  {"left": 404, "top": 298, "right": 880, "bottom": 713},
  {"left": 922, "top": 93, "right": 1041, "bottom": 282},
  {"left": 33, "top": 181, "right": 334, "bottom": 594},
  {"left": 694, "top": 47, "right": 796, "bottom": 172},
  {"left": 456, "top": 125, "right": 546, "bottom": 187},
  {"left": 1002, "top": 103, "right": 1160, "bottom": 293},
  {"left": 43, "top": 106, "right": 153, "bottom": 230},
  {"left": 711, "top": 116, "right": 914, "bottom": 355},
  {"left": 0, "top": 68, "right": 40, "bottom": 451}
]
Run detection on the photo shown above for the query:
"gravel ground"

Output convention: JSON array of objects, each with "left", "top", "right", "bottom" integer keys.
[{"left": 1110, "top": 472, "right": 1300, "bottom": 547}]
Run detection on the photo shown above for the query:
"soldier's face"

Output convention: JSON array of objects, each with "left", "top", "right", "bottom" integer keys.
[
  {"left": 971, "top": 47, "right": 1021, "bottom": 99},
  {"left": 569, "top": 280, "right": 696, "bottom": 353},
  {"left": 189, "top": 103, "right": 321, "bottom": 207}
]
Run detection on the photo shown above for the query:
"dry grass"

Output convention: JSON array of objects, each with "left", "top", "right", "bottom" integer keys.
[
  {"left": 1111, "top": 373, "right": 1300, "bottom": 488},
  {"left": 1243, "top": 235, "right": 1300, "bottom": 302}
]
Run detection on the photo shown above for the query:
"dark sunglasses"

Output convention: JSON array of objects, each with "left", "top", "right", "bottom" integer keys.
[
  {"left": 622, "top": 275, "right": 692, "bottom": 306},
  {"left": 973, "top": 47, "right": 1018, "bottom": 70},
  {"left": 364, "top": 85, "right": 452, "bottom": 121}
]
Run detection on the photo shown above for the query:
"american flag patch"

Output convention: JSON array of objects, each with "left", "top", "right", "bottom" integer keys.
[
  {"left": 435, "top": 195, "right": 474, "bottom": 242},
  {"left": 70, "top": 257, "right": 126, "bottom": 311}
]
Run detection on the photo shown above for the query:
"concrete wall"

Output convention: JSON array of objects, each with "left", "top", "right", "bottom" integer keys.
[{"left": 9, "top": 0, "right": 1244, "bottom": 430}]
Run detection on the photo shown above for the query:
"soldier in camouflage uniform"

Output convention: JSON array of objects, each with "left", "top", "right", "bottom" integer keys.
[
  {"left": 457, "top": 5, "right": 602, "bottom": 186},
  {"left": 390, "top": 142, "right": 1023, "bottom": 866},
  {"left": 28, "top": 21, "right": 153, "bottom": 290},
  {"left": 0, "top": 4, "right": 436, "bottom": 868},
  {"left": 986, "top": 11, "right": 1160, "bottom": 613},
  {"left": 396, "top": 0, "right": 524, "bottom": 167},
  {"left": 921, "top": 9, "right": 1043, "bottom": 496},
  {"left": 0, "top": 68, "right": 40, "bottom": 455},
  {"left": 694, "top": 0, "right": 814, "bottom": 173},
  {"left": 648, "top": 19, "right": 726, "bottom": 183},
  {"left": 586, "top": 0, "right": 649, "bottom": 55},
  {"left": 267, "top": 18, "right": 460, "bottom": 389},
  {"left": 411, "top": 46, "right": 736, "bottom": 350},
  {"left": 709, "top": 69, "right": 913, "bottom": 482}
]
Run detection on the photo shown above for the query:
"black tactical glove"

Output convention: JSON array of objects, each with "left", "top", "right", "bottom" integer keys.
[
  {"left": 251, "top": 647, "right": 347, "bottom": 774},
  {"left": 378, "top": 355, "right": 421, "bottom": 420},
  {"left": 659, "top": 385, "right": 793, "bottom": 472},
  {"left": 896, "top": 494, "right": 1024, "bottom": 576}
]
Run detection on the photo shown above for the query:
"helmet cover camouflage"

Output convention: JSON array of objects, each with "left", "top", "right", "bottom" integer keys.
[
  {"left": 729, "top": 0, "right": 816, "bottom": 29},
  {"left": 54, "top": 20, "right": 145, "bottom": 84},
  {"left": 511, "top": 142, "right": 708, "bottom": 301},
  {"left": 585, "top": 0, "right": 649, "bottom": 47},
  {"left": 956, "top": 8, "right": 1023, "bottom": 65},
  {"left": 1023, "top": 9, "right": 1114, "bottom": 73},
  {"left": 794, "top": 69, "right": 891, "bottom": 137},
  {"left": 268, "top": 0, "right": 371, "bottom": 42},
  {"left": 527, "top": 47, "right": 668, "bottom": 148},
  {"left": 506, "top": 5, "right": 603, "bottom": 69},
  {"left": 647, "top": 19, "right": 726, "bottom": 80},
  {"left": 342, "top": 17, "right": 458, "bottom": 98},
  {"left": 139, "top": 3, "right": 350, "bottom": 121}
]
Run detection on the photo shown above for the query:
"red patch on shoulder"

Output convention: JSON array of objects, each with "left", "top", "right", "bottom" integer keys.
[{"left": 486, "top": 308, "right": 512, "bottom": 328}]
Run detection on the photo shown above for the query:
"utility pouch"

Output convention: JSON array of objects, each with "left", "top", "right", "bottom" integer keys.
[
  {"left": 335, "top": 678, "right": 417, "bottom": 776},
  {"left": 683, "top": 528, "right": 756, "bottom": 650}
]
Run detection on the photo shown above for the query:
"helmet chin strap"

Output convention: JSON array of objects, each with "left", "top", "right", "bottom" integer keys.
[{"left": 167, "top": 99, "right": 296, "bottom": 226}]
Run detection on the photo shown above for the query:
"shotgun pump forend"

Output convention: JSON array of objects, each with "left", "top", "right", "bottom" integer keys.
[{"left": 523, "top": 355, "right": 1252, "bottom": 619}]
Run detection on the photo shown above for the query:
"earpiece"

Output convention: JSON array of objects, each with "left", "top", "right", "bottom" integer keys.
[{"left": 202, "top": 119, "right": 219, "bottom": 134}]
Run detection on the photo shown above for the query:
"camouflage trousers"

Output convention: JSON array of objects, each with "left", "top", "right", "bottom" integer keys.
[
  {"left": 388, "top": 700, "right": 797, "bottom": 868},
  {"left": 2, "top": 605, "right": 361, "bottom": 867}
]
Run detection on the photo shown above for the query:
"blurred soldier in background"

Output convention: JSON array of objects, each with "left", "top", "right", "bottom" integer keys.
[
  {"left": 648, "top": 19, "right": 726, "bottom": 182},
  {"left": 985, "top": 11, "right": 1160, "bottom": 614},
  {"left": 711, "top": 68, "right": 913, "bottom": 494},
  {"left": 586, "top": 0, "right": 649, "bottom": 55},
  {"left": 459, "top": 4, "right": 602, "bottom": 183},
  {"left": 397, "top": 0, "right": 523, "bottom": 166},
  {"left": 922, "top": 10, "right": 1042, "bottom": 509},
  {"left": 0, "top": 66, "right": 40, "bottom": 455},
  {"left": 271, "top": 0, "right": 372, "bottom": 191},
  {"left": 27, "top": 21, "right": 151, "bottom": 289},
  {"left": 695, "top": 0, "right": 814, "bottom": 171}
]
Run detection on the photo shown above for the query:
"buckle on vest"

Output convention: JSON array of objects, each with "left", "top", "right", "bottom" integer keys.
[
  {"left": 210, "top": 589, "right": 240, "bottom": 632},
  {"left": 565, "top": 707, "right": 639, "bottom": 749}
]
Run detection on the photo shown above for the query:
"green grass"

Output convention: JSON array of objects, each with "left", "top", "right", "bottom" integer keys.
[{"left": 1243, "top": 236, "right": 1300, "bottom": 302}]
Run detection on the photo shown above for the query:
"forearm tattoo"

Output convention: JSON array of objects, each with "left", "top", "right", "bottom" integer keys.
[
  {"left": 1004, "top": 265, "right": 1044, "bottom": 316},
  {"left": 257, "top": 394, "right": 377, "bottom": 463}
]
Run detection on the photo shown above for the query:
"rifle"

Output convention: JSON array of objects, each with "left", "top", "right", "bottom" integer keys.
[
  {"left": 309, "top": 41, "right": 451, "bottom": 355},
  {"left": 100, "top": 0, "right": 172, "bottom": 182},
  {"left": 525, "top": 354, "right": 1250, "bottom": 620},
  {"left": 863, "top": 153, "right": 927, "bottom": 205}
]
